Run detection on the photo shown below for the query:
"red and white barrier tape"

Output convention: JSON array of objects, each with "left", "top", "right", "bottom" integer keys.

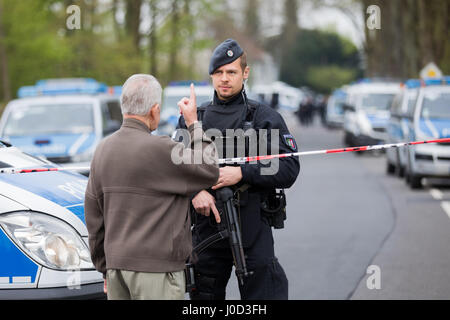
[
  {"left": 1, "top": 138, "right": 450, "bottom": 174},
  {"left": 0, "top": 166, "right": 89, "bottom": 174},
  {"left": 219, "top": 137, "right": 450, "bottom": 164}
]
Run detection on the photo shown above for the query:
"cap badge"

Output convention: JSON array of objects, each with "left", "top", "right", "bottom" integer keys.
[{"left": 227, "top": 50, "right": 234, "bottom": 57}]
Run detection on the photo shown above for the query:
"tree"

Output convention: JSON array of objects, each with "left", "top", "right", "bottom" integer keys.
[
  {"left": 125, "top": 0, "right": 142, "bottom": 53},
  {"left": 244, "top": 0, "right": 260, "bottom": 41},
  {"left": 148, "top": 0, "right": 159, "bottom": 77},
  {"left": 278, "top": 29, "right": 361, "bottom": 92},
  {"left": 0, "top": 0, "right": 11, "bottom": 101},
  {"left": 361, "top": 0, "right": 449, "bottom": 78}
]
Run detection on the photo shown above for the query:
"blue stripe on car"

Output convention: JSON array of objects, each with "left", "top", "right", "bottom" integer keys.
[
  {"left": 0, "top": 171, "right": 87, "bottom": 224},
  {"left": 0, "top": 228, "right": 39, "bottom": 283}
]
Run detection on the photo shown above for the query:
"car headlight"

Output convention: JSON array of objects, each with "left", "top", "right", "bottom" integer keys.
[{"left": 0, "top": 211, "right": 94, "bottom": 270}]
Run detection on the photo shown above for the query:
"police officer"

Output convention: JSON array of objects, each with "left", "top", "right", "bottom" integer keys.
[{"left": 176, "top": 39, "right": 300, "bottom": 300}]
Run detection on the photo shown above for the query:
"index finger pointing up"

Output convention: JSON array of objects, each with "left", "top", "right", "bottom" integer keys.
[{"left": 190, "top": 83, "right": 196, "bottom": 105}]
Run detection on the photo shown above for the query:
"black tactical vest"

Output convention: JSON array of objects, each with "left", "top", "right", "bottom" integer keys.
[{"left": 198, "top": 89, "right": 257, "bottom": 162}]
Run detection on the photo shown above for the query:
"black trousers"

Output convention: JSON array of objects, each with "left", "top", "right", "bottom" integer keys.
[{"left": 189, "top": 221, "right": 288, "bottom": 300}]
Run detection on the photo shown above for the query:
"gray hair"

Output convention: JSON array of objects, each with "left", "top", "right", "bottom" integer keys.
[{"left": 120, "top": 74, "right": 162, "bottom": 115}]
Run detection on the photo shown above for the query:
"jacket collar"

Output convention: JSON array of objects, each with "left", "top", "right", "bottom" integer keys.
[{"left": 121, "top": 117, "right": 152, "bottom": 134}]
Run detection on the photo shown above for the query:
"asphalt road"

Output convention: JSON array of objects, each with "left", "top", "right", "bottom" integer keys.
[{"left": 224, "top": 111, "right": 450, "bottom": 300}]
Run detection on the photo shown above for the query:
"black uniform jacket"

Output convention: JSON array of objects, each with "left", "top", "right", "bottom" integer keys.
[{"left": 176, "top": 89, "right": 300, "bottom": 248}]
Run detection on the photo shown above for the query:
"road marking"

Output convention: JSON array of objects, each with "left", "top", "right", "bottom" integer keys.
[
  {"left": 430, "top": 188, "right": 443, "bottom": 200},
  {"left": 440, "top": 201, "right": 450, "bottom": 219}
]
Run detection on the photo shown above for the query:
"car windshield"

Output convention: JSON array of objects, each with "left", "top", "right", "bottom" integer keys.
[
  {"left": 420, "top": 91, "right": 450, "bottom": 119},
  {"left": 361, "top": 93, "right": 395, "bottom": 111},
  {"left": 3, "top": 103, "right": 94, "bottom": 136}
]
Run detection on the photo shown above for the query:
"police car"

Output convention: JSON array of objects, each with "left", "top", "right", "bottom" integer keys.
[
  {"left": 404, "top": 77, "right": 450, "bottom": 188},
  {"left": 343, "top": 79, "right": 401, "bottom": 147},
  {"left": 0, "top": 141, "right": 104, "bottom": 299},
  {"left": 249, "top": 81, "right": 304, "bottom": 112},
  {"left": 325, "top": 87, "right": 347, "bottom": 128},
  {"left": 385, "top": 79, "right": 419, "bottom": 176},
  {"left": 157, "top": 81, "right": 214, "bottom": 136},
  {"left": 0, "top": 79, "right": 122, "bottom": 176}
]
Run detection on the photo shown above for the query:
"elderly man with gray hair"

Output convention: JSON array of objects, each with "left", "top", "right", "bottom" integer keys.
[{"left": 84, "top": 74, "right": 219, "bottom": 300}]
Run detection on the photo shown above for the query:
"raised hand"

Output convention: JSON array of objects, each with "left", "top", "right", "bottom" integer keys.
[{"left": 177, "top": 83, "right": 198, "bottom": 127}]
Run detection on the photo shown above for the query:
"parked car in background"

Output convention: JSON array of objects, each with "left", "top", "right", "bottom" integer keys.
[
  {"left": 343, "top": 79, "right": 401, "bottom": 148},
  {"left": 249, "top": 81, "right": 305, "bottom": 112},
  {"left": 404, "top": 77, "right": 450, "bottom": 188},
  {"left": 325, "top": 87, "right": 347, "bottom": 128},
  {"left": 0, "top": 79, "right": 122, "bottom": 176},
  {"left": 386, "top": 79, "right": 419, "bottom": 176}
]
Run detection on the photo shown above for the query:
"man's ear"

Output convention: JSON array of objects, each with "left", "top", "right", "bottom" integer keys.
[
  {"left": 150, "top": 103, "right": 159, "bottom": 118},
  {"left": 243, "top": 66, "right": 250, "bottom": 80}
]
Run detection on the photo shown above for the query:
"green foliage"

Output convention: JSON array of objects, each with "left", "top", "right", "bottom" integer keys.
[
  {"left": 1, "top": 0, "right": 72, "bottom": 95},
  {"left": 307, "top": 65, "right": 357, "bottom": 93},
  {"left": 278, "top": 28, "right": 361, "bottom": 93},
  {"left": 0, "top": 0, "right": 218, "bottom": 101}
]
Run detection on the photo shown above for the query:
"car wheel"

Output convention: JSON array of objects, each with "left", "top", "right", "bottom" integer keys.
[
  {"left": 396, "top": 166, "right": 405, "bottom": 178},
  {"left": 409, "top": 173, "right": 423, "bottom": 189},
  {"left": 344, "top": 132, "right": 351, "bottom": 146},
  {"left": 386, "top": 161, "right": 396, "bottom": 174}
]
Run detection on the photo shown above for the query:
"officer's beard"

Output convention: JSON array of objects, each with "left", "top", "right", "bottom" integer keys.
[{"left": 216, "top": 84, "right": 245, "bottom": 102}]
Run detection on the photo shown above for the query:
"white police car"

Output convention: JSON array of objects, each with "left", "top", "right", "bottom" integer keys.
[
  {"left": 404, "top": 77, "right": 450, "bottom": 188},
  {"left": 386, "top": 79, "right": 419, "bottom": 176},
  {"left": 0, "top": 79, "right": 122, "bottom": 176},
  {"left": 0, "top": 140, "right": 104, "bottom": 299},
  {"left": 343, "top": 79, "right": 401, "bottom": 147},
  {"left": 325, "top": 87, "right": 347, "bottom": 128}
]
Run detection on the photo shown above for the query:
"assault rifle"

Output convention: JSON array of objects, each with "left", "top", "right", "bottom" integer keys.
[{"left": 185, "top": 187, "right": 252, "bottom": 292}]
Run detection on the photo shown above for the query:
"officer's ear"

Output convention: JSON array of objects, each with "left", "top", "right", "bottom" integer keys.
[{"left": 243, "top": 66, "right": 250, "bottom": 81}]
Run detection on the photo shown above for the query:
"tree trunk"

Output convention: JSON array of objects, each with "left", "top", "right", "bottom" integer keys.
[
  {"left": 149, "top": 0, "right": 158, "bottom": 77},
  {"left": 169, "top": 0, "right": 179, "bottom": 81},
  {"left": 245, "top": 0, "right": 260, "bottom": 41},
  {"left": 0, "top": 0, "right": 11, "bottom": 101},
  {"left": 126, "top": 0, "right": 142, "bottom": 53},
  {"left": 112, "top": 0, "right": 122, "bottom": 41},
  {"left": 184, "top": 0, "right": 195, "bottom": 79}
]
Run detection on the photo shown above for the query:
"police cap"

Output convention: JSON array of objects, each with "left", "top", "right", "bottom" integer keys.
[{"left": 209, "top": 39, "right": 244, "bottom": 75}]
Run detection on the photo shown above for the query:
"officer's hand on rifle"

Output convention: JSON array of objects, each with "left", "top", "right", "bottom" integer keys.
[
  {"left": 211, "top": 166, "right": 242, "bottom": 190},
  {"left": 177, "top": 83, "right": 198, "bottom": 127},
  {"left": 192, "top": 190, "right": 221, "bottom": 223}
]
